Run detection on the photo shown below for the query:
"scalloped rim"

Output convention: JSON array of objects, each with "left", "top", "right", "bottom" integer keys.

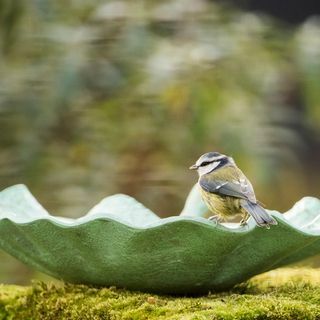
[{"left": 0, "top": 184, "right": 319, "bottom": 236}]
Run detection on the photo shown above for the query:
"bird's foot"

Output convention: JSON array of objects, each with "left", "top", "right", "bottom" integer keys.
[
  {"left": 240, "top": 213, "right": 250, "bottom": 227},
  {"left": 239, "top": 219, "right": 248, "bottom": 226},
  {"left": 208, "top": 215, "right": 221, "bottom": 225},
  {"left": 239, "top": 221, "right": 248, "bottom": 228}
]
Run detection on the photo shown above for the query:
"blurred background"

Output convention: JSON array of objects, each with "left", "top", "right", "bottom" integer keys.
[{"left": 0, "top": 0, "right": 319, "bottom": 284}]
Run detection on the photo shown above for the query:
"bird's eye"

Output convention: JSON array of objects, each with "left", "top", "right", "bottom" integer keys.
[{"left": 200, "top": 161, "right": 212, "bottom": 166}]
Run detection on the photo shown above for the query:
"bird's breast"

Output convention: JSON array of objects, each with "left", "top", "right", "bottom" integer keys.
[{"left": 200, "top": 188, "right": 242, "bottom": 218}]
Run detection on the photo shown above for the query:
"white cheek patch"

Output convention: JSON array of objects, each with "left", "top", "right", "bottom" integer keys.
[{"left": 198, "top": 161, "right": 221, "bottom": 176}]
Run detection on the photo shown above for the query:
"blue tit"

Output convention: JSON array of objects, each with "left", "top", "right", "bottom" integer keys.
[{"left": 190, "top": 152, "right": 277, "bottom": 228}]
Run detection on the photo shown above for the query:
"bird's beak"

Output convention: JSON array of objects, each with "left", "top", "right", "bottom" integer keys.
[{"left": 189, "top": 164, "right": 198, "bottom": 170}]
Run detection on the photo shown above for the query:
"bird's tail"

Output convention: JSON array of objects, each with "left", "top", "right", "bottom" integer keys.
[{"left": 240, "top": 200, "right": 277, "bottom": 228}]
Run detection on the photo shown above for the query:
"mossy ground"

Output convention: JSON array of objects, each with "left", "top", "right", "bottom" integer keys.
[{"left": 1, "top": 268, "right": 320, "bottom": 319}]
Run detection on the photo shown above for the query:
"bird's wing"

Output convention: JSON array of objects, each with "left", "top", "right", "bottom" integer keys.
[{"left": 199, "top": 171, "right": 257, "bottom": 203}]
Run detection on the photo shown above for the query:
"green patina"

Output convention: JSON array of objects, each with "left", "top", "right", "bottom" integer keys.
[{"left": 1, "top": 268, "right": 320, "bottom": 319}]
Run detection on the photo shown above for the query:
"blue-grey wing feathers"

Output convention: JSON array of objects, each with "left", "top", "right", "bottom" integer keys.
[
  {"left": 199, "top": 177, "right": 255, "bottom": 202},
  {"left": 199, "top": 175, "right": 277, "bottom": 227}
]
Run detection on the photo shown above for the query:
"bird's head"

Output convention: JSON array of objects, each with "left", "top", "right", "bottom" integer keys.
[{"left": 189, "top": 152, "right": 235, "bottom": 176}]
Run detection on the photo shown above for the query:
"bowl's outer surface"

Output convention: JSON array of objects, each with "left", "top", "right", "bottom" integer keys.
[{"left": 0, "top": 184, "right": 320, "bottom": 294}]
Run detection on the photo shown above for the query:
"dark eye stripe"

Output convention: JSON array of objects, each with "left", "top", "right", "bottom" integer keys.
[{"left": 200, "top": 161, "right": 212, "bottom": 166}]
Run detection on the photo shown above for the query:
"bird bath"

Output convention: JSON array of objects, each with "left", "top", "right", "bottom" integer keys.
[{"left": 0, "top": 184, "right": 320, "bottom": 294}]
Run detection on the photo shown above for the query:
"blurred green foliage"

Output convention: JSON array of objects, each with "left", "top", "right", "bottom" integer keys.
[{"left": 0, "top": 0, "right": 319, "bottom": 283}]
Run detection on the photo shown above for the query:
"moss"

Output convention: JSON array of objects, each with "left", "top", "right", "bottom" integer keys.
[{"left": 1, "top": 268, "right": 320, "bottom": 319}]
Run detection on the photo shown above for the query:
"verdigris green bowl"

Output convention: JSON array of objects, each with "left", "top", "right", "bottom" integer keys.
[{"left": 0, "top": 184, "right": 320, "bottom": 294}]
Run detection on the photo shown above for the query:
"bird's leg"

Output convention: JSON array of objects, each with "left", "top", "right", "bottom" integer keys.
[
  {"left": 240, "top": 212, "right": 250, "bottom": 226},
  {"left": 208, "top": 215, "right": 221, "bottom": 224}
]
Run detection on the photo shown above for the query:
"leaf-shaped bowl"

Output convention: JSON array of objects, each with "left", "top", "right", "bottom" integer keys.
[{"left": 0, "top": 184, "right": 320, "bottom": 294}]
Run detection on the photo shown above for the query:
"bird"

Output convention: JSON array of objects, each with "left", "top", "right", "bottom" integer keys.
[{"left": 189, "top": 151, "right": 277, "bottom": 228}]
